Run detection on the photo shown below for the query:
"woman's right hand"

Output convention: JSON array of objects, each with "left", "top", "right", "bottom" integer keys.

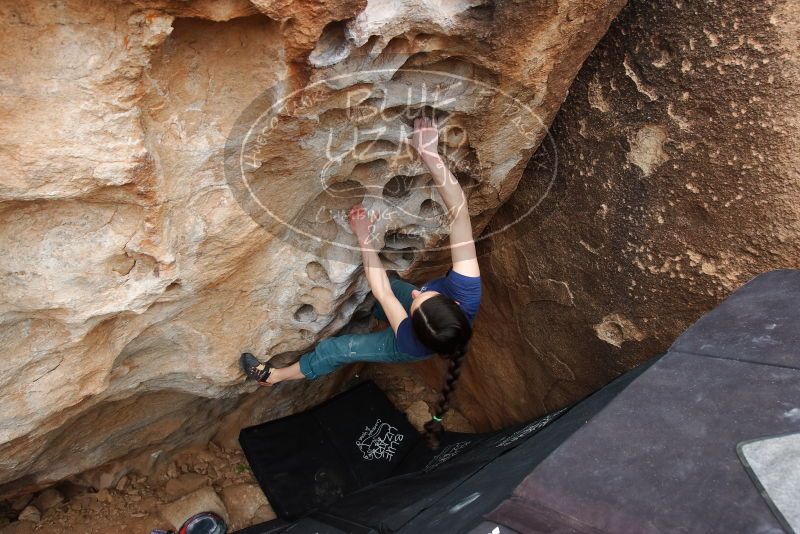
[{"left": 348, "top": 203, "right": 378, "bottom": 245}]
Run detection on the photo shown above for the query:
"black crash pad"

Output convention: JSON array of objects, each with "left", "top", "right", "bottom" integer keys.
[
  {"left": 239, "top": 381, "right": 419, "bottom": 520},
  {"left": 237, "top": 382, "right": 577, "bottom": 533},
  {"left": 239, "top": 377, "right": 568, "bottom": 525}
]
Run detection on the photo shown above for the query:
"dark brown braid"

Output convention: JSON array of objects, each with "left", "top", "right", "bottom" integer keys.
[
  {"left": 422, "top": 344, "right": 469, "bottom": 450},
  {"left": 411, "top": 293, "right": 473, "bottom": 451}
]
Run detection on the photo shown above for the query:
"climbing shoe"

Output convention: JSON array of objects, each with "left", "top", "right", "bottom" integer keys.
[{"left": 240, "top": 352, "right": 274, "bottom": 385}]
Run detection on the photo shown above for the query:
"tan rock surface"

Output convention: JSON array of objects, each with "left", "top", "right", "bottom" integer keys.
[
  {"left": 220, "top": 483, "right": 275, "bottom": 530},
  {"left": 404, "top": 400, "right": 432, "bottom": 432},
  {"left": 30, "top": 489, "right": 63, "bottom": 514},
  {"left": 0, "top": 0, "right": 624, "bottom": 496},
  {"left": 163, "top": 473, "right": 207, "bottom": 500},
  {"left": 14, "top": 508, "right": 38, "bottom": 524}
]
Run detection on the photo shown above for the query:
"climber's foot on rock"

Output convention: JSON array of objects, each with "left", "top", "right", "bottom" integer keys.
[{"left": 240, "top": 352, "right": 275, "bottom": 386}]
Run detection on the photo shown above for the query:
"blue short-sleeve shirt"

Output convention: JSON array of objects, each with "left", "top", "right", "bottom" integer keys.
[{"left": 395, "top": 269, "right": 481, "bottom": 357}]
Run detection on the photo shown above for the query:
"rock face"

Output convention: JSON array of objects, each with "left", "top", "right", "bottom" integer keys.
[
  {"left": 0, "top": 0, "right": 624, "bottom": 495},
  {"left": 455, "top": 0, "right": 800, "bottom": 430}
]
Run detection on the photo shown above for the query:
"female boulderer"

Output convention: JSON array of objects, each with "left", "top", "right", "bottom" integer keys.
[{"left": 241, "top": 115, "right": 481, "bottom": 448}]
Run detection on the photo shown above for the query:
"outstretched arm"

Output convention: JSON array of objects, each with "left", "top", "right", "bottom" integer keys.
[
  {"left": 347, "top": 205, "right": 409, "bottom": 334},
  {"left": 407, "top": 116, "right": 480, "bottom": 277}
]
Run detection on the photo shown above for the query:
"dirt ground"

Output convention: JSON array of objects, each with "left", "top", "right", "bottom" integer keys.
[{"left": 0, "top": 441, "right": 273, "bottom": 534}]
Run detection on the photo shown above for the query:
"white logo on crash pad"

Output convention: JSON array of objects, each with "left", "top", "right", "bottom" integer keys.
[{"left": 356, "top": 419, "right": 404, "bottom": 461}]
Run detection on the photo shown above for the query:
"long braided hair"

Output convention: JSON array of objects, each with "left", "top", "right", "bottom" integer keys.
[{"left": 411, "top": 293, "right": 472, "bottom": 450}]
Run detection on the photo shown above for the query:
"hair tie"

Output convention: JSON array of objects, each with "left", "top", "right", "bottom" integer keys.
[{"left": 432, "top": 415, "right": 442, "bottom": 422}]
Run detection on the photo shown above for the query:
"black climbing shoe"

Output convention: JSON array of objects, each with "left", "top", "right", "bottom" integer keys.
[{"left": 240, "top": 352, "right": 274, "bottom": 384}]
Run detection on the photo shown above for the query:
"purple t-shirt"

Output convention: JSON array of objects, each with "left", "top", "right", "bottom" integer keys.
[{"left": 395, "top": 269, "right": 481, "bottom": 357}]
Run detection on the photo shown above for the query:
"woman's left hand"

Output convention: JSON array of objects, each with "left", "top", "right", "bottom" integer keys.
[{"left": 406, "top": 116, "right": 440, "bottom": 162}]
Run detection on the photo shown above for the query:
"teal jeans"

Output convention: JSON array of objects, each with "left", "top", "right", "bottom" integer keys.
[{"left": 298, "top": 278, "right": 426, "bottom": 379}]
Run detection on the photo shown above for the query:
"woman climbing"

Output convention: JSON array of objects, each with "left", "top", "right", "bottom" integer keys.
[{"left": 240, "top": 115, "right": 481, "bottom": 449}]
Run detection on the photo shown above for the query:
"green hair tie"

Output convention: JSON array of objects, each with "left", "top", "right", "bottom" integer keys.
[{"left": 432, "top": 415, "right": 442, "bottom": 422}]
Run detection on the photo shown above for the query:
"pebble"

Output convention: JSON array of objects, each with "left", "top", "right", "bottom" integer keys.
[
  {"left": 33, "top": 488, "right": 64, "bottom": 512},
  {"left": 166, "top": 463, "right": 179, "bottom": 479},
  {"left": 220, "top": 483, "right": 274, "bottom": 529},
  {"left": 18, "top": 505, "right": 41, "bottom": 523},
  {"left": 115, "top": 476, "right": 129, "bottom": 491},
  {"left": 164, "top": 473, "right": 207, "bottom": 500},
  {"left": 94, "top": 489, "right": 112, "bottom": 503}
]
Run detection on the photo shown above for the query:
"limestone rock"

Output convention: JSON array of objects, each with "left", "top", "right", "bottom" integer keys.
[
  {"left": 93, "top": 489, "right": 113, "bottom": 504},
  {"left": 164, "top": 473, "right": 208, "bottom": 500},
  {"left": 220, "top": 483, "right": 275, "bottom": 530},
  {"left": 114, "top": 476, "right": 129, "bottom": 491},
  {"left": 442, "top": 408, "right": 475, "bottom": 433},
  {"left": 404, "top": 400, "right": 431, "bottom": 432},
  {"left": 0, "top": 0, "right": 625, "bottom": 496},
  {"left": 458, "top": 0, "right": 800, "bottom": 430},
  {"left": 253, "top": 504, "right": 276, "bottom": 525},
  {"left": 16, "top": 506, "right": 39, "bottom": 523},
  {"left": 31, "top": 488, "right": 63, "bottom": 513},
  {"left": 593, "top": 313, "right": 646, "bottom": 348},
  {"left": 74, "top": 462, "right": 130, "bottom": 492}
]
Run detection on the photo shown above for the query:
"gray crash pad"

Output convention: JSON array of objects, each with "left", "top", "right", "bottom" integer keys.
[
  {"left": 739, "top": 432, "right": 800, "bottom": 533},
  {"left": 670, "top": 269, "right": 800, "bottom": 369},
  {"left": 487, "top": 270, "right": 800, "bottom": 533}
]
